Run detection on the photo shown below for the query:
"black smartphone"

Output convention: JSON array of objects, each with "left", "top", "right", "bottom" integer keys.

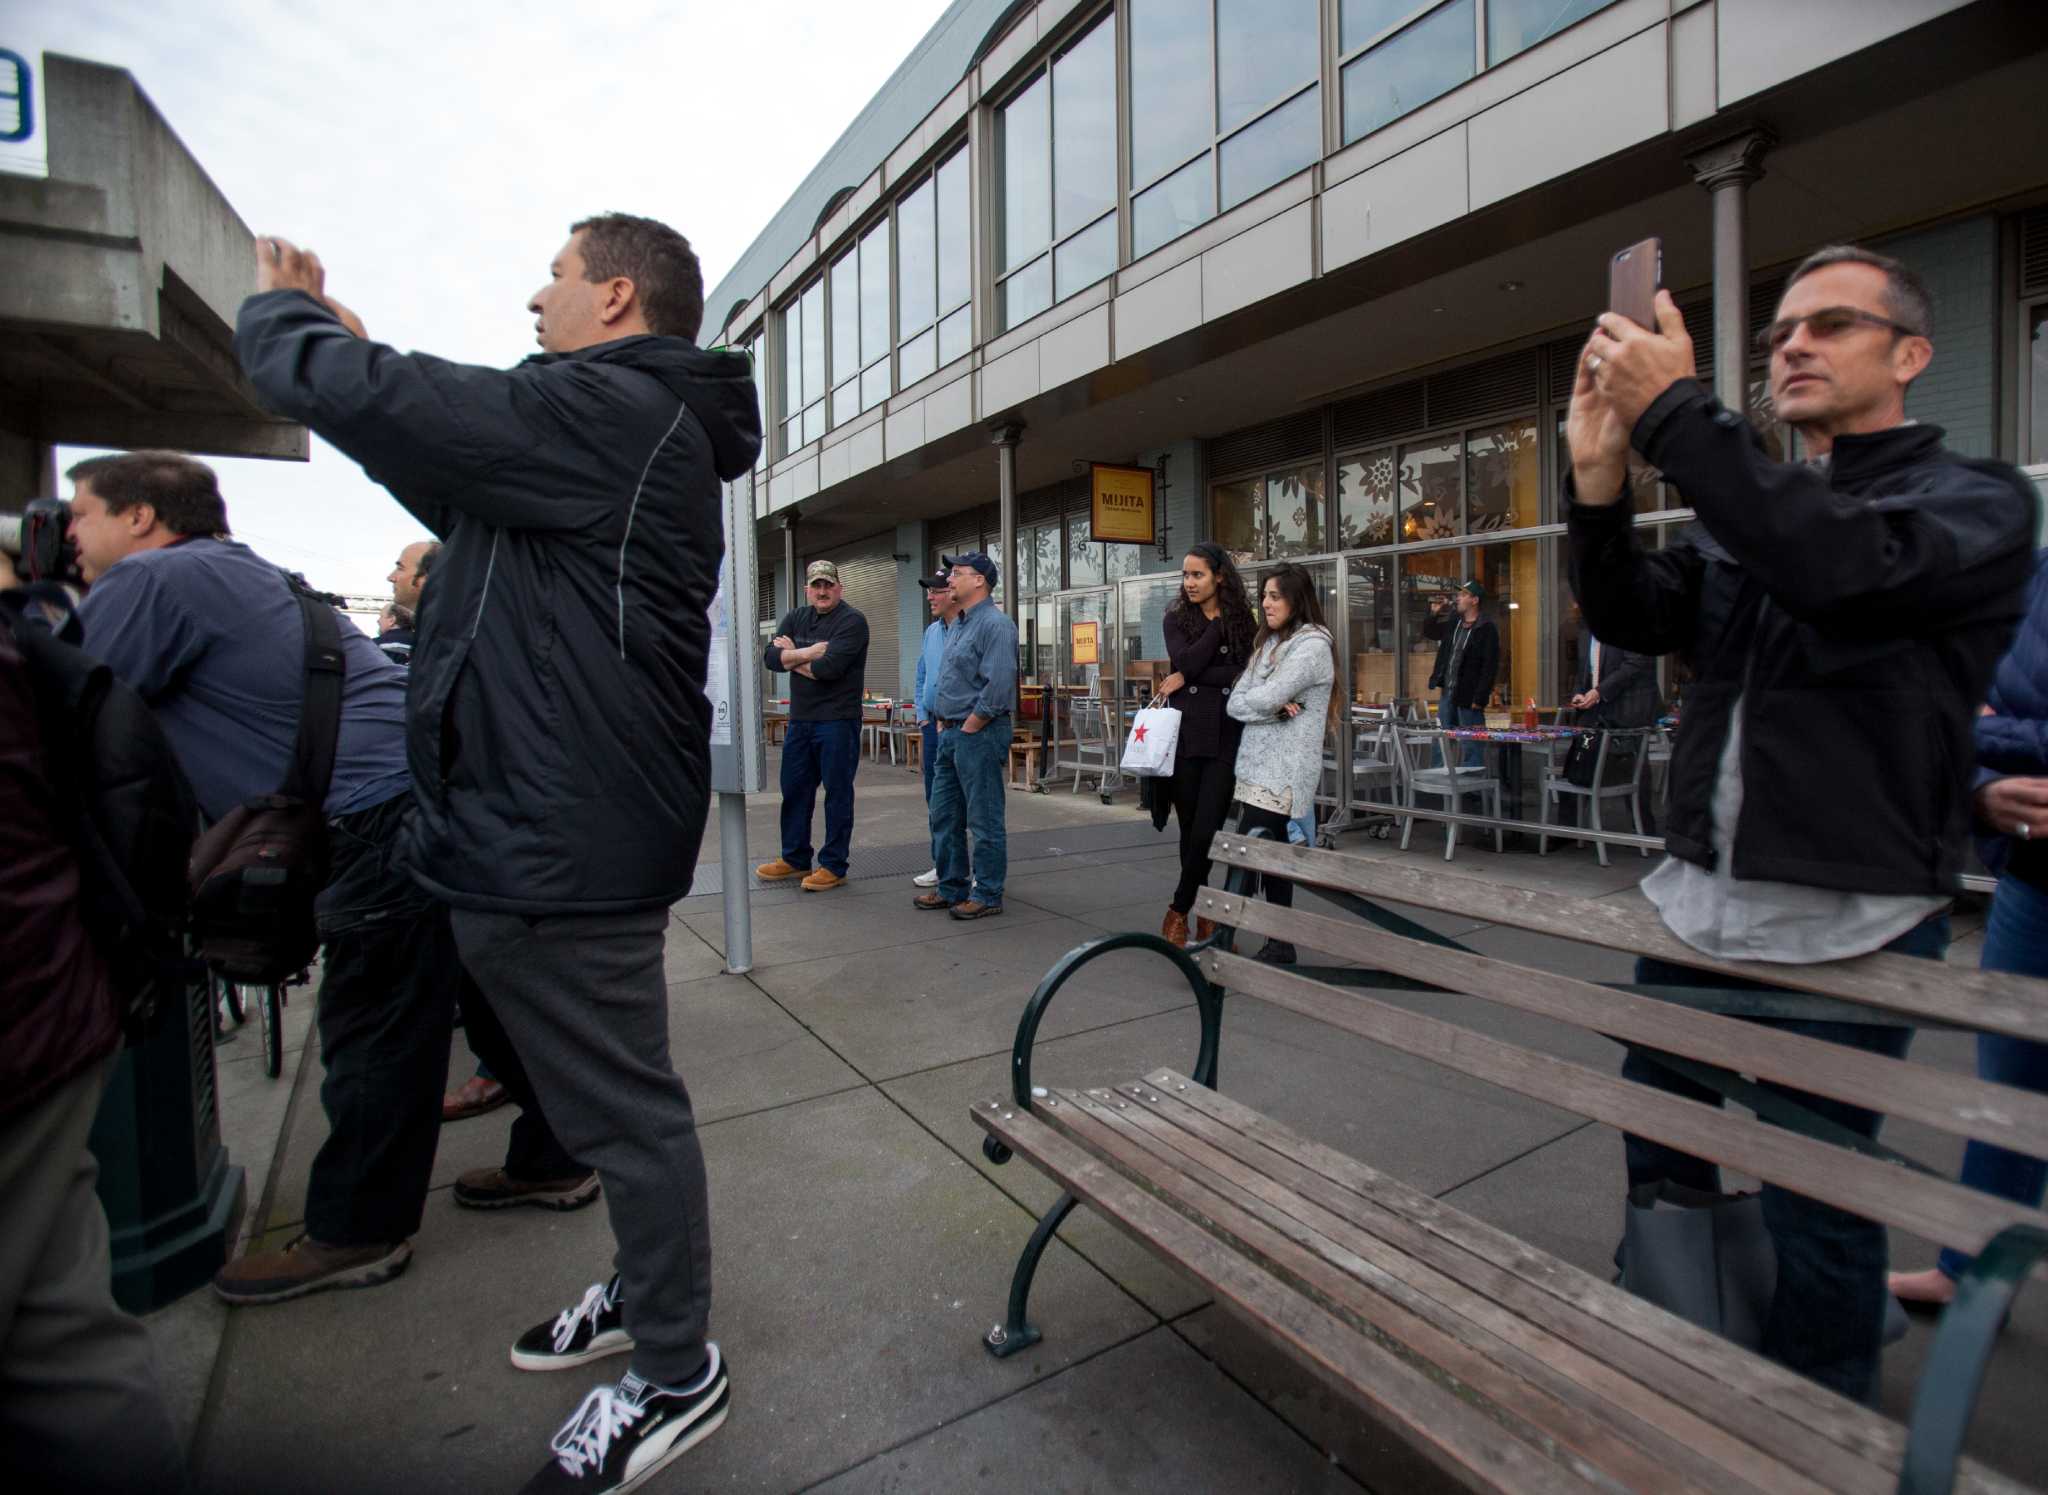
[{"left": 1608, "top": 237, "right": 1662, "bottom": 331}]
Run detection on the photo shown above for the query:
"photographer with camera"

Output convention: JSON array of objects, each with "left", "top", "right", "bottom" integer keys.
[
  {"left": 18, "top": 450, "right": 590, "bottom": 1310},
  {"left": 1567, "top": 245, "right": 2037, "bottom": 1400}
]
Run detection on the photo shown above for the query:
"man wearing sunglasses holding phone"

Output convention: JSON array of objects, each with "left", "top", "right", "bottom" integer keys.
[{"left": 1565, "top": 244, "right": 2036, "bottom": 1404}]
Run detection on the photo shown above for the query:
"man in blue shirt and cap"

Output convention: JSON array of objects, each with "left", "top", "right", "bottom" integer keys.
[{"left": 914, "top": 553, "right": 1017, "bottom": 920}]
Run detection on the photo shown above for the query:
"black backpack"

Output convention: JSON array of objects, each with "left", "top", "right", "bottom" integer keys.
[
  {"left": 4, "top": 585, "right": 199, "bottom": 1029},
  {"left": 186, "top": 580, "right": 345, "bottom": 984}
]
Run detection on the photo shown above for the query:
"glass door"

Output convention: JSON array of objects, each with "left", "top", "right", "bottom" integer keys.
[{"left": 1047, "top": 586, "right": 1120, "bottom": 794}]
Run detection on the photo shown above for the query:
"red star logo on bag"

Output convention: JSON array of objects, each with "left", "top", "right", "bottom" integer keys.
[{"left": 1133, "top": 723, "right": 1147, "bottom": 742}]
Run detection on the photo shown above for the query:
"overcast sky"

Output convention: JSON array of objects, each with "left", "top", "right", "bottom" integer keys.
[{"left": 26, "top": 0, "right": 951, "bottom": 595}]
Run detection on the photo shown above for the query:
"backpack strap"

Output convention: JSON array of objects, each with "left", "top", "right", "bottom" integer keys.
[{"left": 281, "top": 580, "right": 347, "bottom": 807}]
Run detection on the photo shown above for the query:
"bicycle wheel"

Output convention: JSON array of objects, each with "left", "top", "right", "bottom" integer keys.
[
  {"left": 218, "top": 973, "right": 246, "bottom": 1025},
  {"left": 260, "top": 985, "right": 284, "bottom": 1078}
]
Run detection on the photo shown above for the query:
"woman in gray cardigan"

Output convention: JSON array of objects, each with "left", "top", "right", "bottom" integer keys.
[{"left": 1225, "top": 564, "right": 1337, "bottom": 965}]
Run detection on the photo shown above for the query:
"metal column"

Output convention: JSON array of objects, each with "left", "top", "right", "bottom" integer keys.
[
  {"left": 781, "top": 513, "right": 799, "bottom": 612},
  {"left": 991, "top": 422, "right": 1023, "bottom": 611},
  {"left": 1687, "top": 129, "right": 1775, "bottom": 411}
]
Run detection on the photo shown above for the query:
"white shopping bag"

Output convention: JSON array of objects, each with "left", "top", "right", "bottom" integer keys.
[{"left": 1120, "top": 699, "right": 1181, "bottom": 777}]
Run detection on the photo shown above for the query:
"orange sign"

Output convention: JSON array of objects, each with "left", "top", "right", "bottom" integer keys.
[
  {"left": 1070, "top": 620, "right": 1100, "bottom": 666},
  {"left": 1090, "top": 463, "right": 1155, "bottom": 545}
]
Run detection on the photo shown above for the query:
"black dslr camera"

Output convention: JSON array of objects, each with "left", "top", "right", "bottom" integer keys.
[{"left": 0, "top": 498, "right": 78, "bottom": 584}]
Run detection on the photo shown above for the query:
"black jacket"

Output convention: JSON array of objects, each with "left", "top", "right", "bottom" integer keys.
[
  {"left": 1162, "top": 606, "right": 1246, "bottom": 762},
  {"left": 1569, "top": 380, "right": 2035, "bottom": 896},
  {"left": 1423, "top": 612, "right": 1500, "bottom": 710},
  {"left": 1576, "top": 634, "right": 1659, "bottom": 728},
  {"left": 236, "top": 290, "right": 762, "bottom": 914},
  {"left": 766, "top": 603, "right": 869, "bottom": 720}
]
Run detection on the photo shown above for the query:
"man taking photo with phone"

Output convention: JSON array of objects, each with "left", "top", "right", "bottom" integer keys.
[{"left": 1565, "top": 245, "right": 2036, "bottom": 1403}]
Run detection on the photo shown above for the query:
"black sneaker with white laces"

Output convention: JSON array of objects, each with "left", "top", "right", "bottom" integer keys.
[
  {"left": 512, "top": 1277, "right": 633, "bottom": 1372},
  {"left": 519, "top": 1349, "right": 730, "bottom": 1495}
]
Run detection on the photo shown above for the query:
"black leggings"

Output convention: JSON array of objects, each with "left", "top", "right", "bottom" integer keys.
[
  {"left": 1229, "top": 802, "right": 1294, "bottom": 909},
  {"left": 1169, "top": 754, "right": 1237, "bottom": 912}
]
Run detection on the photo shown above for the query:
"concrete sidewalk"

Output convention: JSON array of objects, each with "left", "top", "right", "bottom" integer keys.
[{"left": 160, "top": 754, "right": 2047, "bottom": 1493}]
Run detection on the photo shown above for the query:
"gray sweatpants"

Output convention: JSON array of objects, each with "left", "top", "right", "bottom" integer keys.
[
  {"left": 451, "top": 907, "right": 711, "bottom": 1385},
  {"left": 0, "top": 1058, "right": 188, "bottom": 1494}
]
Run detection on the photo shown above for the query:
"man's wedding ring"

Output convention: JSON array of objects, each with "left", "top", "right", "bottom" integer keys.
[
  {"left": 1587, "top": 353, "right": 1603, "bottom": 372},
  {"left": 2020, "top": 822, "right": 2033, "bottom": 839}
]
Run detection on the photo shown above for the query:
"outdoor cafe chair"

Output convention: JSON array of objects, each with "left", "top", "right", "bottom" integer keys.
[
  {"left": 1538, "top": 726, "right": 1651, "bottom": 866},
  {"left": 1392, "top": 724, "right": 1503, "bottom": 861}
]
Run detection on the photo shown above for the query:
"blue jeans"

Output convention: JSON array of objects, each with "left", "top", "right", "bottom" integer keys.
[
  {"left": 930, "top": 719, "right": 1008, "bottom": 905},
  {"left": 1939, "top": 874, "right": 2048, "bottom": 1280},
  {"left": 780, "top": 717, "right": 860, "bottom": 876},
  {"left": 1623, "top": 913, "right": 1949, "bottom": 1403},
  {"left": 920, "top": 720, "right": 938, "bottom": 802},
  {"left": 1439, "top": 698, "right": 1483, "bottom": 766}
]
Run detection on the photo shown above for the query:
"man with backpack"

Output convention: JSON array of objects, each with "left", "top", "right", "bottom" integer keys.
[{"left": 48, "top": 450, "right": 591, "bottom": 1308}]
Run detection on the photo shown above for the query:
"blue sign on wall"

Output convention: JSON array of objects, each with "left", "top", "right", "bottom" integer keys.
[{"left": 0, "top": 49, "right": 31, "bottom": 144}]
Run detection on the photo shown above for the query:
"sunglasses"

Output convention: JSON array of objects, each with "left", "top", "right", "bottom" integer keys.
[{"left": 1755, "top": 305, "right": 1924, "bottom": 357}]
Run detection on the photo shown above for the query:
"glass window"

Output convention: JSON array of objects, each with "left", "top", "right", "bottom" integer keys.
[
  {"left": 939, "top": 305, "right": 973, "bottom": 366},
  {"left": 780, "top": 278, "right": 827, "bottom": 455},
  {"left": 1341, "top": 0, "right": 1425, "bottom": 51},
  {"left": 998, "top": 255, "right": 1052, "bottom": 331},
  {"left": 1337, "top": 446, "right": 1397, "bottom": 548},
  {"left": 829, "top": 252, "right": 859, "bottom": 387},
  {"left": 1133, "top": 154, "right": 1215, "bottom": 259},
  {"left": 1219, "top": 84, "right": 1320, "bottom": 212},
  {"left": 998, "top": 73, "right": 1051, "bottom": 275},
  {"left": 1030, "top": 523, "right": 1062, "bottom": 595},
  {"left": 1465, "top": 420, "right": 1540, "bottom": 533},
  {"left": 1400, "top": 549, "right": 1461, "bottom": 698},
  {"left": 1342, "top": 0, "right": 1476, "bottom": 146},
  {"left": 1265, "top": 462, "right": 1325, "bottom": 558},
  {"left": 1104, "top": 539, "right": 1144, "bottom": 583},
  {"left": 859, "top": 221, "right": 890, "bottom": 371},
  {"left": 799, "top": 280, "right": 825, "bottom": 421},
  {"left": 897, "top": 177, "right": 936, "bottom": 338},
  {"left": 1067, "top": 511, "right": 1105, "bottom": 587},
  {"left": 1487, "top": 0, "right": 1613, "bottom": 64},
  {"left": 1212, "top": 479, "right": 1260, "bottom": 561},
  {"left": 1345, "top": 555, "right": 1396, "bottom": 707},
  {"left": 937, "top": 149, "right": 971, "bottom": 316},
  {"left": 831, "top": 377, "right": 859, "bottom": 428},
  {"left": 1054, "top": 213, "right": 1117, "bottom": 301},
  {"left": 900, "top": 328, "right": 937, "bottom": 388},
  {"left": 1472, "top": 538, "right": 1541, "bottom": 713},
  {"left": 1217, "top": 0, "right": 1318, "bottom": 133},
  {"left": 1053, "top": 18, "right": 1115, "bottom": 239},
  {"left": 1398, "top": 437, "right": 1460, "bottom": 540},
  {"left": 744, "top": 333, "right": 765, "bottom": 473},
  {"left": 1130, "top": 0, "right": 1212, "bottom": 188}
]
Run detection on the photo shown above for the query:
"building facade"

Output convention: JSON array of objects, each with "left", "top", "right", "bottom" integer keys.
[{"left": 710, "top": 0, "right": 2048, "bottom": 759}]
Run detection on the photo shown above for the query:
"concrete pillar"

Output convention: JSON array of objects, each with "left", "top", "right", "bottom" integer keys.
[
  {"left": 990, "top": 422, "right": 1023, "bottom": 613},
  {"left": 1686, "top": 129, "right": 1775, "bottom": 412},
  {"left": 0, "top": 423, "right": 54, "bottom": 511}
]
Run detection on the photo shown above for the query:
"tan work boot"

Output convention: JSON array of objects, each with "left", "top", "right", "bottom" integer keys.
[
  {"left": 800, "top": 868, "right": 846, "bottom": 891},
  {"left": 1195, "top": 916, "right": 1217, "bottom": 942},
  {"left": 213, "top": 1234, "right": 412, "bottom": 1305},
  {"left": 755, "top": 859, "right": 803, "bottom": 881},
  {"left": 1161, "top": 907, "right": 1189, "bottom": 947}
]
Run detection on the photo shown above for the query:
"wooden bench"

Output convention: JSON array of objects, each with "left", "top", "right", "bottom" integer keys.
[{"left": 972, "top": 833, "right": 2048, "bottom": 1494}]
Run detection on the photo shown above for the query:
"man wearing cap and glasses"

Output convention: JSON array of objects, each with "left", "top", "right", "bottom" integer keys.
[
  {"left": 758, "top": 560, "right": 869, "bottom": 891},
  {"left": 910, "top": 568, "right": 962, "bottom": 888},
  {"left": 915, "top": 553, "right": 1017, "bottom": 920},
  {"left": 1423, "top": 579, "right": 1499, "bottom": 767},
  {"left": 1566, "top": 242, "right": 2036, "bottom": 1401}
]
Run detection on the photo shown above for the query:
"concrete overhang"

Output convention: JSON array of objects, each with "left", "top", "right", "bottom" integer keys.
[{"left": 0, "top": 54, "right": 304, "bottom": 466}]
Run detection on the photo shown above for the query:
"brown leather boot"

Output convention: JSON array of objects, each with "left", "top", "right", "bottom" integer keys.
[
  {"left": 1161, "top": 907, "right": 1189, "bottom": 947},
  {"left": 1194, "top": 917, "right": 1216, "bottom": 943}
]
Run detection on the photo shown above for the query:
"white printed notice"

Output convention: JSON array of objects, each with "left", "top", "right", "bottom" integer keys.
[{"left": 706, "top": 577, "right": 733, "bottom": 747}]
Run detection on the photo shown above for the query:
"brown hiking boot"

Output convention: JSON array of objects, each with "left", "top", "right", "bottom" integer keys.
[
  {"left": 913, "top": 892, "right": 957, "bottom": 911},
  {"left": 213, "top": 1234, "right": 412, "bottom": 1306},
  {"left": 800, "top": 868, "right": 846, "bottom": 891},
  {"left": 949, "top": 899, "right": 1003, "bottom": 921},
  {"left": 1195, "top": 917, "right": 1216, "bottom": 942},
  {"left": 453, "top": 1167, "right": 601, "bottom": 1212},
  {"left": 1161, "top": 907, "right": 1189, "bottom": 947},
  {"left": 755, "top": 859, "right": 804, "bottom": 881}
]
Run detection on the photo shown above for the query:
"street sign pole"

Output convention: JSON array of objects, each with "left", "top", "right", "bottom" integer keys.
[{"left": 707, "top": 471, "right": 764, "bottom": 974}]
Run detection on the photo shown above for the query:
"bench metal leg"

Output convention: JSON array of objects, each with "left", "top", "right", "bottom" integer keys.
[{"left": 985, "top": 1191, "right": 1080, "bottom": 1358}]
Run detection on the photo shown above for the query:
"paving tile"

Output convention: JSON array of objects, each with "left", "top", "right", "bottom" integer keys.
[
  {"left": 683, "top": 879, "right": 1059, "bottom": 967},
  {"left": 199, "top": 1088, "right": 1154, "bottom": 1495},
  {"left": 1435, "top": 1120, "right": 1620, "bottom": 1278},
  {"left": 810, "top": 1325, "right": 1360, "bottom": 1494},
  {"left": 752, "top": 917, "right": 1200, "bottom": 1080},
  {"left": 1002, "top": 858, "right": 1180, "bottom": 918}
]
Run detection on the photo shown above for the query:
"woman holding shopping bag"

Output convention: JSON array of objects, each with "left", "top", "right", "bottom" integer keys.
[
  {"left": 1224, "top": 564, "right": 1336, "bottom": 966},
  {"left": 1157, "top": 545, "right": 1258, "bottom": 947}
]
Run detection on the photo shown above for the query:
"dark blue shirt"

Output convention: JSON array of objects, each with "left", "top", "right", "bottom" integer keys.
[
  {"left": 931, "top": 595, "right": 1017, "bottom": 723},
  {"left": 77, "top": 538, "right": 411, "bottom": 822}
]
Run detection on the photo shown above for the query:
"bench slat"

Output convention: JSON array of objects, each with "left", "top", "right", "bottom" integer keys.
[
  {"left": 1062, "top": 1083, "right": 1830, "bottom": 1495},
  {"left": 1208, "top": 836, "right": 2048, "bottom": 1045},
  {"left": 1125, "top": 1071, "right": 2027, "bottom": 1494},
  {"left": 1200, "top": 949, "right": 2048, "bottom": 1258},
  {"left": 968, "top": 1097, "right": 1608, "bottom": 1495},
  {"left": 1201, "top": 889, "right": 2048, "bottom": 1160}
]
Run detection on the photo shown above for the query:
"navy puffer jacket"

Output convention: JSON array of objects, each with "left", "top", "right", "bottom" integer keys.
[{"left": 1978, "top": 550, "right": 2048, "bottom": 885}]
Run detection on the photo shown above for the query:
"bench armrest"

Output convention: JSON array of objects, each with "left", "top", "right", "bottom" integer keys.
[{"left": 1898, "top": 1223, "right": 2048, "bottom": 1495}]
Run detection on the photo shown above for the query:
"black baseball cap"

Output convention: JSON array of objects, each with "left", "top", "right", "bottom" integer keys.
[
  {"left": 1459, "top": 579, "right": 1486, "bottom": 601},
  {"left": 918, "top": 569, "right": 953, "bottom": 590},
  {"left": 943, "top": 552, "right": 999, "bottom": 589}
]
